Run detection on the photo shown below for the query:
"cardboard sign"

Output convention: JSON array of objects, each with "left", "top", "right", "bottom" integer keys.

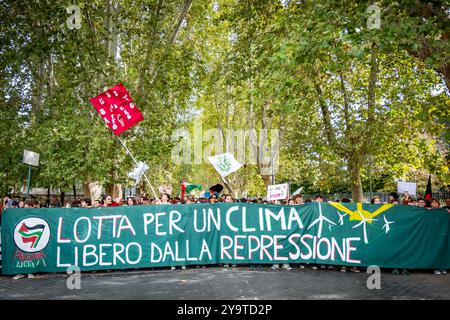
[
  {"left": 159, "top": 185, "right": 173, "bottom": 196},
  {"left": 397, "top": 181, "right": 417, "bottom": 196},
  {"left": 267, "top": 183, "right": 289, "bottom": 201}
]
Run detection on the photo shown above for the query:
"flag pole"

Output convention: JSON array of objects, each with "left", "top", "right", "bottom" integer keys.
[
  {"left": 117, "top": 136, "right": 158, "bottom": 200},
  {"left": 220, "top": 175, "right": 235, "bottom": 198}
]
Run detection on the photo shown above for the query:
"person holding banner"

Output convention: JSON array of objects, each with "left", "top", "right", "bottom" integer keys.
[
  {"left": 292, "top": 194, "right": 304, "bottom": 205},
  {"left": 222, "top": 194, "right": 237, "bottom": 268},
  {"left": 314, "top": 195, "right": 324, "bottom": 202},
  {"left": 444, "top": 198, "right": 450, "bottom": 212},
  {"left": 371, "top": 196, "right": 382, "bottom": 204},
  {"left": 223, "top": 194, "right": 234, "bottom": 203},
  {"left": 209, "top": 195, "right": 219, "bottom": 203},
  {"left": 271, "top": 195, "right": 294, "bottom": 270},
  {"left": 402, "top": 192, "right": 411, "bottom": 205},
  {"left": 161, "top": 193, "right": 171, "bottom": 204},
  {"left": 429, "top": 198, "right": 441, "bottom": 209},
  {"left": 389, "top": 192, "right": 399, "bottom": 204},
  {"left": 417, "top": 198, "right": 426, "bottom": 207},
  {"left": 428, "top": 201, "right": 447, "bottom": 275},
  {"left": 166, "top": 191, "right": 185, "bottom": 271},
  {"left": 93, "top": 199, "right": 102, "bottom": 208},
  {"left": 103, "top": 195, "right": 112, "bottom": 207},
  {"left": 80, "top": 199, "right": 92, "bottom": 208},
  {"left": 127, "top": 197, "right": 136, "bottom": 206},
  {"left": 103, "top": 195, "right": 119, "bottom": 207}
]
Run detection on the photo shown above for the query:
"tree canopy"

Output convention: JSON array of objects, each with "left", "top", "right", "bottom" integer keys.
[{"left": 1, "top": 0, "right": 448, "bottom": 200}]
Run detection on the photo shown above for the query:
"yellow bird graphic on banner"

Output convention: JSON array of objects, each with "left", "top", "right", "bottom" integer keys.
[
  {"left": 329, "top": 202, "right": 394, "bottom": 244},
  {"left": 329, "top": 202, "right": 393, "bottom": 224}
]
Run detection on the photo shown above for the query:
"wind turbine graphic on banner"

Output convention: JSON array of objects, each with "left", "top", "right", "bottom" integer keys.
[
  {"left": 353, "top": 209, "right": 378, "bottom": 244},
  {"left": 382, "top": 215, "right": 395, "bottom": 234},
  {"left": 329, "top": 202, "right": 394, "bottom": 244},
  {"left": 336, "top": 211, "right": 347, "bottom": 226},
  {"left": 307, "top": 202, "right": 336, "bottom": 238}
]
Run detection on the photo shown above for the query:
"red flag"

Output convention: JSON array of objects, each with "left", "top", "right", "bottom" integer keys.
[
  {"left": 424, "top": 175, "right": 432, "bottom": 201},
  {"left": 181, "top": 179, "right": 186, "bottom": 200},
  {"left": 89, "top": 83, "right": 144, "bottom": 135}
]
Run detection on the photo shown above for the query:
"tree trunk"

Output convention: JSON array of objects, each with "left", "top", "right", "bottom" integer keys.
[
  {"left": 314, "top": 80, "right": 337, "bottom": 147},
  {"left": 31, "top": 60, "right": 46, "bottom": 117},
  {"left": 367, "top": 42, "right": 379, "bottom": 124},
  {"left": 348, "top": 154, "right": 364, "bottom": 203},
  {"left": 60, "top": 190, "right": 65, "bottom": 207},
  {"left": 105, "top": 0, "right": 113, "bottom": 57},
  {"left": 257, "top": 102, "right": 276, "bottom": 186},
  {"left": 138, "top": 0, "right": 164, "bottom": 96},
  {"left": 108, "top": 183, "right": 122, "bottom": 200},
  {"left": 73, "top": 184, "right": 77, "bottom": 201},
  {"left": 82, "top": 182, "right": 90, "bottom": 200},
  {"left": 106, "top": 171, "right": 122, "bottom": 200},
  {"left": 139, "top": 0, "right": 193, "bottom": 97},
  {"left": 261, "top": 175, "right": 272, "bottom": 189},
  {"left": 46, "top": 187, "right": 50, "bottom": 207},
  {"left": 168, "top": 0, "right": 193, "bottom": 44},
  {"left": 85, "top": 181, "right": 102, "bottom": 201}
]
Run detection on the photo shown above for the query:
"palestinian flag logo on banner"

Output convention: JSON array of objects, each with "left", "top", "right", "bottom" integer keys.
[{"left": 14, "top": 217, "right": 51, "bottom": 253}]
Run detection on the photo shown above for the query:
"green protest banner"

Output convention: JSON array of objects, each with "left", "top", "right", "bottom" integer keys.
[{"left": 1, "top": 202, "right": 449, "bottom": 275}]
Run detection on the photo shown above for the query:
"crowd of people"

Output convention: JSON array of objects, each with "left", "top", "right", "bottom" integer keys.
[
  {"left": 1, "top": 190, "right": 449, "bottom": 275},
  {"left": 1, "top": 190, "right": 449, "bottom": 210}
]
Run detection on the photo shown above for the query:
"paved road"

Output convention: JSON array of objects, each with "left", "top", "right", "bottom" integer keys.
[{"left": 0, "top": 266, "right": 449, "bottom": 300}]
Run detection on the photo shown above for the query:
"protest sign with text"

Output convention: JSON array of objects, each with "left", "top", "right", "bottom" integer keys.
[{"left": 267, "top": 183, "right": 290, "bottom": 201}]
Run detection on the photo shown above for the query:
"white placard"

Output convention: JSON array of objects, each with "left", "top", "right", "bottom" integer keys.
[
  {"left": 397, "top": 181, "right": 417, "bottom": 196},
  {"left": 158, "top": 185, "right": 172, "bottom": 196},
  {"left": 267, "top": 183, "right": 290, "bottom": 201},
  {"left": 22, "top": 150, "right": 40, "bottom": 167}
]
